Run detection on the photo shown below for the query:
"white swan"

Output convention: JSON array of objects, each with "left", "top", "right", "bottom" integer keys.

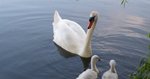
[
  {"left": 52, "top": 11, "right": 99, "bottom": 58},
  {"left": 76, "top": 55, "right": 100, "bottom": 79},
  {"left": 102, "top": 60, "right": 118, "bottom": 79}
]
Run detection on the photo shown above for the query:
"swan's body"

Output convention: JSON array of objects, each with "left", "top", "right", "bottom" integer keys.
[
  {"left": 76, "top": 55, "right": 100, "bottom": 79},
  {"left": 102, "top": 60, "right": 118, "bottom": 79},
  {"left": 52, "top": 11, "right": 98, "bottom": 58}
]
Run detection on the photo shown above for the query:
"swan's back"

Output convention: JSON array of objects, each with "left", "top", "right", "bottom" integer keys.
[
  {"left": 62, "top": 19, "right": 86, "bottom": 39},
  {"left": 76, "top": 69, "right": 97, "bottom": 79},
  {"left": 52, "top": 11, "right": 86, "bottom": 54},
  {"left": 53, "top": 11, "right": 86, "bottom": 39}
]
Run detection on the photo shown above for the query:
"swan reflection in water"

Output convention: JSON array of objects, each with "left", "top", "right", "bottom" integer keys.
[{"left": 53, "top": 42, "right": 91, "bottom": 70}]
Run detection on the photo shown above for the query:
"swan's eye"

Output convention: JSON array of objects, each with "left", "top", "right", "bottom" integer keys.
[
  {"left": 89, "top": 16, "right": 95, "bottom": 22},
  {"left": 97, "top": 58, "right": 101, "bottom": 61}
]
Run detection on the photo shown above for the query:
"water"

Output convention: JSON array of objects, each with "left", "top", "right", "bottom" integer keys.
[{"left": 0, "top": 0, "right": 150, "bottom": 79}]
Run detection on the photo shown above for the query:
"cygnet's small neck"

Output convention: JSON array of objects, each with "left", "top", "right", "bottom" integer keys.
[
  {"left": 110, "top": 64, "right": 116, "bottom": 73},
  {"left": 91, "top": 59, "right": 98, "bottom": 74}
]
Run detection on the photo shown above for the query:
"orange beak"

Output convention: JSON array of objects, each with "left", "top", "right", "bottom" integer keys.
[{"left": 87, "top": 20, "right": 93, "bottom": 29}]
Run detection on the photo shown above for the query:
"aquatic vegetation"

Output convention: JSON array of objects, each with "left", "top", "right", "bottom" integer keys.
[
  {"left": 121, "top": 0, "right": 150, "bottom": 77},
  {"left": 147, "top": 33, "right": 150, "bottom": 38},
  {"left": 128, "top": 33, "right": 150, "bottom": 79}
]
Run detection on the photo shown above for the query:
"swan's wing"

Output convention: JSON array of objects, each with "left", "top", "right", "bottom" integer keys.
[
  {"left": 53, "top": 11, "right": 86, "bottom": 42},
  {"left": 52, "top": 11, "right": 86, "bottom": 54},
  {"left": 53, "top": 10, "right": 62, "bottom": 23},
  {"left": 53, "top": 11, "right": 86, "bottom": 39},
  {"left": 77, "top": 69, "right": 97, "bottom": 79},
  {"left": 63, "top": 19, "right": 86, "bottom": 39},
  {"left": 53, "top": 20, "right": 84, "bottom": 54}
]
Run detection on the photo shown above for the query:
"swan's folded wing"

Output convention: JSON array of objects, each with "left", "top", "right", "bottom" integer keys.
[
  {"left": 63, "top": 19, "right": 86, "bottom": 39},
  {"left": 53, "top": 10, "right": 62, "bottom": 23}
]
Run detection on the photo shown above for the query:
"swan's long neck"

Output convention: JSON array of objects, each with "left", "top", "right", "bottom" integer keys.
[
  {"left": 86, "top": 20, "right": 97, "bottom": 47},
  {"left": 80, "top": 20, "right": 98, "bottom": 57},
  {"left": 91, "top": 60, "right": 99, "bottom": 74}
]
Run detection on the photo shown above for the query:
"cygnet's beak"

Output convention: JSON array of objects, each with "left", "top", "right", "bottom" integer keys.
[{"left": 98, "top": 58, "right": 101, "bottom": 61}]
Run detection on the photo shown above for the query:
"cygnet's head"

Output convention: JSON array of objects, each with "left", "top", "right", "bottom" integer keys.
[
  {"left": 109, "top": 60, "right": 116, "bottom": 67},
  {"left": 91, "top": 55, "right": 101, "bottom": 62}
]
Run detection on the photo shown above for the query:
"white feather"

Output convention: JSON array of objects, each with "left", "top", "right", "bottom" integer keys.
[
  {"left": 76, "top": 55, "right": 100, "bottom": 79},
  {"left": 52, "top": 11, "right": 98, "bottom": 58},
  {"left": 102, "top": 60, "right": 118, "bottom": 79}
]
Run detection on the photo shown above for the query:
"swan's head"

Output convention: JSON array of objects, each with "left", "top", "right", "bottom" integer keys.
[
  {"left": 91, "top": 55, "right": 101, "bottom": 62},
  {"left": 109, "top": 60, "right": 116, "bottom": 67},
  {"left": 88, "top": 11, "right": 99, "bottom": 29}
]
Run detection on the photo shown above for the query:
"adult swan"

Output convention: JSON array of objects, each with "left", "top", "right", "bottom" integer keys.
[{"left": 52, "top": 11, "right": 99, "bottom": 58}]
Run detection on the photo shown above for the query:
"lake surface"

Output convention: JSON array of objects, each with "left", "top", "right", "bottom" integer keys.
[{"left": 0, "top": 0, "right": 150, "bottom": 79}]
